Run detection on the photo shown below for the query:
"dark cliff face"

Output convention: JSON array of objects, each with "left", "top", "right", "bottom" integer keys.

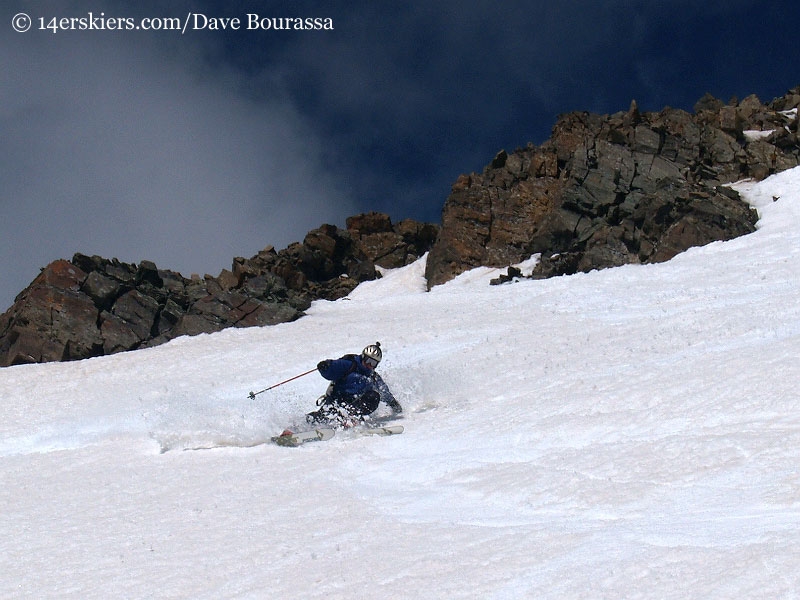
[
  {"left": 0, "top": 213, "right": 438, "bottom": 367},
  {"left": 425, "top": 88, "right": 800, "bottom": 288}
]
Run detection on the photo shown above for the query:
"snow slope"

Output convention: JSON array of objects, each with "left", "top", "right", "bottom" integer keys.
[{"left": 2, "top": 168, "right": 800, "bottom": 599}]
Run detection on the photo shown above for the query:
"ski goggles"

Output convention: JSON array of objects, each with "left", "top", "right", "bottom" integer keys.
[{"left": 363, "top": 356, "right": 379, "bottom": 369}]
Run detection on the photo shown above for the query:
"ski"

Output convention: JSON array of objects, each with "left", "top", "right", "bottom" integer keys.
[
  {"left": 361, "top": 424, "right": 404, "bottom": 436},
  {"left": 177, "top": 423, "right": 398, "bottom": 452},
  {"left": 271, "top": 427, "right": 335, "bottom": 447}
]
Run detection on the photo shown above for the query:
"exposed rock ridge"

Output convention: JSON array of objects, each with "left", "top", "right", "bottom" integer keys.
[
  {"left": 3, "top": 86, "right": 800, "bottom": 367},
  {"left": 0, "top": 213, "right": 438, "bottom": 366},
  {"left": 425, "top": 87, "right": 800, "bottom": 287}
]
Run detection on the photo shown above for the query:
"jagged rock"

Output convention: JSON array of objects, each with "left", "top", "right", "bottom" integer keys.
[
  {"left": 112, "top": 289, "right": 160, "bottom": 341},
  {"left": 136, "top": 260, "right": 163, "bottom": 287},
  {"left": 216, "top": 269, "right": 239, "bottom": 291},
  {"left": 241, "top": 273, "right": 287, "bottom": 299},
  {"left": 719, "top": 106, "right": 742, "bottom": 135},
  {"left": 236, "top": 300, "right": 300, "bottom": 328},
  {"left": 100, "top": 310, "right": 142, "bottom": 355},
  {"left": 426, "top": 86, "right": 800, "bottom": 288},
  {"left": 346, "top": 212, "right": 439, "bottom": 268},
  {"left": 346, "top": 212, "right": 393, "bottom": 235},
  {"left": 169, "top": 313, "right": 225, "bottom": 338},
  {"left": 489, "top": 266, "right": 522, "bottom": 286},
  {"left": 694, "top": 92, "right": 725, "bottom": 114},
  {"left": 0, "top": 213, "right": 437, "bottom": 366},
  {"left": 155, "top": 299, "right": 183, "bottom": 335},
  {"left": 82, "top": 271, "right": 122, "bottom": 310},
  {"left": 0, "top": 260, "right": 102, "bottom": 365}
]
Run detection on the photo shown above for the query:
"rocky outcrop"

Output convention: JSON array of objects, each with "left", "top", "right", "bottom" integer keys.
[
  {"left": 4, "top": 87, "right": 800, "bottom": 367},
  {"left": 426, "top": 87, "right": 800, "bottom": 287},
  {"left": 0, "top": 213, "right": 438, "bottom": 366}
]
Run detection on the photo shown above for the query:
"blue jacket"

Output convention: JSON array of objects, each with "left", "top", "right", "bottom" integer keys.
[{"left": 317, "top": 354, "right": 400, "bottom": 411}]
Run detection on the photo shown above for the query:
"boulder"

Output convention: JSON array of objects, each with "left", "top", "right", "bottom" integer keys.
[
  {"left": 100, "top": 311, "right": 142, "bottom": 355},
  {"left": 82, "top": 271, "right": 122, "bottom": 310},
  {"left": 111, "top": 289, "right": 160, "bottom": 341}
]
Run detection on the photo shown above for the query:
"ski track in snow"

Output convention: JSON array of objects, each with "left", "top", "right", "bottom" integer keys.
[{"left": 1, "top": 168, "right": 800, "bottom": 598}]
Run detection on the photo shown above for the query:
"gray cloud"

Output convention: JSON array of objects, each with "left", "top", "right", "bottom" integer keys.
[{"left": 1, "top": 12, "right": 355, "bottom": 311}]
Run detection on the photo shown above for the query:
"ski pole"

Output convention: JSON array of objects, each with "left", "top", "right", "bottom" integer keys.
[{"left": 248, "top": 368, "right": 317, "bottom": 400}]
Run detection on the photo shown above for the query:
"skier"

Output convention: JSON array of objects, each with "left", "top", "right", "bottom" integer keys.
[{"left": 306, "top": 342, "right": 402, "bottom": 427}]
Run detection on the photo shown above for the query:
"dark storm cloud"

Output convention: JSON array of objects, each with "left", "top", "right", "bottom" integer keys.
[
  {"left": 225, "top": 0, "right": 797, "bottom": 219},
  {"left": 1, "top": 1, "right": 355, "bottom": 310},
  {"left": 2, "top": 0, "right": 798, "bottom": 311}
]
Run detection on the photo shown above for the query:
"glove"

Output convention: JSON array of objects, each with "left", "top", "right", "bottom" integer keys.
[
  {"left": 387, "top": 398, "right": 403, "bottom": 413},
  {"left": 317, "top": 360, "right": 331, "bottom": 372}
]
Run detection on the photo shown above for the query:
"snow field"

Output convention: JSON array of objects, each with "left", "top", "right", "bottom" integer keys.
[{"left": 1, "top": 168, "right": 800, "bottom": 598}]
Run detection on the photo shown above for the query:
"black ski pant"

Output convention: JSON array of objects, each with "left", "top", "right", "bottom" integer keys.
[{"left": 306, "top": 390, "right": 381, "bottom": 424}]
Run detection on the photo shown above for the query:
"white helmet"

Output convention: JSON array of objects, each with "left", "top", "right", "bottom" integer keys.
[{"left": 361, "top": 342, "right": 382, "bottom": 367}]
